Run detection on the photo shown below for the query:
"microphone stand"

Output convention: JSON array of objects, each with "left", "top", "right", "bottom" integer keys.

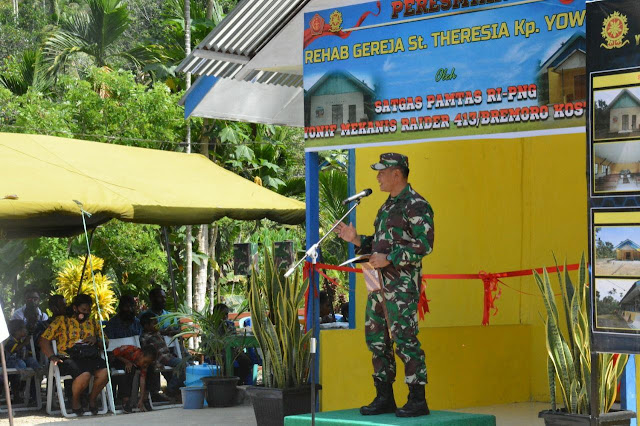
[{"left": 284, "top": 199, "right": 362, "bottom": 426}]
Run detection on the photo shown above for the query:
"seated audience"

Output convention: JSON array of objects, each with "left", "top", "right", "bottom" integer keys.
[
  {"left": 4, "top": 319, "right": 42, "bottom": 403},
  {"left": 212, "top": 303, "right": 252, "bottom": 385},
  {"left": 111, "top": 344, "right": 157, "bottom": 413},
  {"left": 139, "top": 312, "right": 184, "bottom": 400},
  {"left": 47, "top": 295, "right": 67, "bottom": 324},
  {"left": 340, "top": 302, "right": 349, "bottom": 323},
  {"left": 12, "top": 285, "right": 48, "bottom": 336},
  {"left": 319, "top": 291, "right": 335, "bottom": 323},
  {"left": 140, "top": 287, "right": 178, "bottom": 336},
  {"left": 39, "top": 294, "right": 109, "bottom": 416},
  {"left": 104, "top": 295, "right": 142, "bottom": 339}
]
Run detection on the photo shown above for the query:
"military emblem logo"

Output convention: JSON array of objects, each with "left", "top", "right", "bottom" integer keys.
[
  {"left": 310, "top": 13, "right": 324, "bottom": 36},
  {"left": 601, "top": 11, "right": 630, "bottom": 49},
  {"left": 329, "top": 10, "right": 343, "bottom": 33}
]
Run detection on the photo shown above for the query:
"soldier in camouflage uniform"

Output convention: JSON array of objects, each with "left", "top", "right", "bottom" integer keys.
[{"left": 335, "top": 153, "right": 434, "bottom": 418}]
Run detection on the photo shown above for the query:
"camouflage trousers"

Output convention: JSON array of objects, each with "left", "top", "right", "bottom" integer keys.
[{"left": 364, "top": 283, "right": 427, "bottom": 385}]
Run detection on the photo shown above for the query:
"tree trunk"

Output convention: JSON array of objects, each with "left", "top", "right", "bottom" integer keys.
[
  {"left": 206, "top": 0, "right": 221, "bottom": 21},
  {"left": 207, "top": 224, "right": 219, "bottom": 313},
  {"left": 194, "top": 225, "right": 208, "bottom": 312},
  {"left": 193, "top": 126, "right": 210, "bottom": 312},
  {"left": 184, "top": 0, "right": 193, "bottom": 348},
  {"left": 48, "top": 0, "right": 59, "bottom": 24}
]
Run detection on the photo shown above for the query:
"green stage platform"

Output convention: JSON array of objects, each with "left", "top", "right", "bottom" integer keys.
[{"left": 285, "top": 409, "right": 496, "bottom": 426}]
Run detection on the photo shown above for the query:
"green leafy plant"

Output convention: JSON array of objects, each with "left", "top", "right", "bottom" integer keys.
[
  {"left": 535, "top": 254, "right": 628, "bottom": 414},
  {"left": 248, "top": 246, "right": 311, "bottom": 388},
  {"left": 164, "top": 301, "right": 247, "bottom": 377}
]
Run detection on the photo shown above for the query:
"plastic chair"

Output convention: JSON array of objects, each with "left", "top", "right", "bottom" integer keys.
[
  {"left": 105, "top": 336, "right": 140, "bottom": 414},
  {"left": 45, "top": 340, "right": 109, "bottom": 417}
]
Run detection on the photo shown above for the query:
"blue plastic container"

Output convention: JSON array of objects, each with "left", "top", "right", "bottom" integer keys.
[
  {"left": 185, "top": 364, "right": 219, "bottom": 387},
  {"left": 180, "top": 386, "right": 206, "bottom": 409}
]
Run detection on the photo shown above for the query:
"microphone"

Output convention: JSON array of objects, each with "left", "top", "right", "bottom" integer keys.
[{"left": 341, "top": 189, "right": 372, "bottom": 205}]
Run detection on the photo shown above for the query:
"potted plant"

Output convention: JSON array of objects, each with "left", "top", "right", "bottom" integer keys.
[
  {"left": 166, "top": 301, "right": 248, "bottom": 408},
  {"left": 247, "top": 246, "right": 314, "bottom": 426},
  {"left": 536, "top": 254, "right": 635, "bottom": 425}
]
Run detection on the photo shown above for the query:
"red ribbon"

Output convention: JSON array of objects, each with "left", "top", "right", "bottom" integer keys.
[
  {"left": 479, "top": 272, "right": 505, "bottom": 326},
  {"left": 303, "top": 1, "right": 381, "bottom": 48},
  {"left": 302, "top": 261, "right": 580, "bottom": 326}
]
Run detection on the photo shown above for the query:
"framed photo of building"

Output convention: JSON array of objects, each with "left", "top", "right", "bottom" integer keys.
[
  {"left": 593, "top": 86, "right": 640, "bottom": 142},
  {"left": 594, "top": 225, "right": 640, "bottom": 276},
  {"left": 593, "top": 140, "right": 640, "bottom": 195},
  {"left": 595, "top": 278, "right": 640, "bottom": 332}
]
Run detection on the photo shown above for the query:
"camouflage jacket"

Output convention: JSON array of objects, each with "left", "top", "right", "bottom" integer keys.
[{"left": 358, "top": 184, "right": 434, "bottom": 288}]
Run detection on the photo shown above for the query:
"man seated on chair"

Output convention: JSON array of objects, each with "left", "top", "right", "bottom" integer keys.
[
  {"left": 212, "top": 303, "right": 253, "bottom": 385},
  {"left": 139, "top": 312, "right": 184, "bottom": 401},
  {"left": 104, "top": 295, "right": 142, "bottom": 339},
  {"left": 111, "top": 344, "right": 157, "bottom": 413},
  {"left": 39, "top": 294, "right": 109, "bottom": 416},
  {"left": 140, "top": 287, "right": 178, "bottom": 336},
  {"left": 4, "top": 319, "right": 42, "bottom": 404},
  {"left": 47, "top": 295, "right": 67, "bottom": 325}
]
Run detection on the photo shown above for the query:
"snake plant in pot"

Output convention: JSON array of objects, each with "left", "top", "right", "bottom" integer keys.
[
  {"left": 247, "top": 246, "right": 314, "bottom": 426},
  {"left": 536, "top": 254, "right": 634, "bottom": 425}
]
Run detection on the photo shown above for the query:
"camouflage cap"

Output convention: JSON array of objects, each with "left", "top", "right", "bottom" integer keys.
[{"left": 370, "top": 153, "right": 409, "bottom": 171}]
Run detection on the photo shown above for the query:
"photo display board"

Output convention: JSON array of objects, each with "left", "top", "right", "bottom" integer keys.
[
  {"left": 587, "top": 0, "right": 640, "bottom": 353},
  {"left": 303, "top": 0, "right": 586, "bottom": 151}
]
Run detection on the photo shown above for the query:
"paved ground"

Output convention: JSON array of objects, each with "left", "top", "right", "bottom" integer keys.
[
  {"left": 598, "top": 314, "right": 631, "bottom": 329},
  {"left": 596, "top": 259, "right": 640, "bottom": 276},
  {"left": 4, "top": 402, "right": 552, "bottom": 426},
  {"left": 6, "top": 405, "right": 257, "bottom": 425}
]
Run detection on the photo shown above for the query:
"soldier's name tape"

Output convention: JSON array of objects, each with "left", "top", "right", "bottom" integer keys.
[{"left": 303, "top": 262, "right": 580, "bottom": 326}]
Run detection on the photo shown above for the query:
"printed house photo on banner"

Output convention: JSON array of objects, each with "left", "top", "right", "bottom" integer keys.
[
  {"left": 593, "top": 140, "right": 640, "bottom": 194},
  {"left": 593, "top": 86, "right": 640, "bottom": 141},
  {"left": 304, "top": 70, "right": 376, "bottom": 128},
  {"left": 595, "top": 278, "right": 640, "bottom": 331},
  {"left": 595, "top": 225, "right": 640, "bottom": 276}
]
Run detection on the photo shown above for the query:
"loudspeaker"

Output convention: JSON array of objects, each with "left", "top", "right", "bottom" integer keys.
[
  {"left": 233, "top": 243, "right": 258, "bottom": 276},
  {"left": 274, "top": 241, "right": 295, "bottom": 272}
]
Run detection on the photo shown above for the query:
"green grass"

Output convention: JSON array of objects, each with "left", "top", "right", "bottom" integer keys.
[{"left": 305, "top": 116, "right": 585, "bottom": 148}]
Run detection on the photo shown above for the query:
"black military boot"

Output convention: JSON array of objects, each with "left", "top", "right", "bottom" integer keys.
[
  {"left": 360, "top": 380, "right": 396, "bottom": 415},
  {"left": 395, "top": 384, "right": 430, "bottom": 417}
]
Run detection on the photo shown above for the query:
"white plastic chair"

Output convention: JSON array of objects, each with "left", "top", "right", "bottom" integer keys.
[
  {"left": 45, "top": 340, "right": 109, "bottom": 417},
  {"left": 105, "top": 336, "right": 140, "bottom": 414},
  {"left": 0, "top": 336, "right": 42, "bottom": 413}
]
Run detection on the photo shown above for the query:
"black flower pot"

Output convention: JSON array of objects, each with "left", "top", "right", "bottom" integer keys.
[
  {"left": 201, "top": 376, "right": 239, "bottom": 407},
  {"left": 247, "top": 384, "right": 321, "bottom": 426},
  {"left": 539, "top": 409, "right": 636, "bottom": 425}
]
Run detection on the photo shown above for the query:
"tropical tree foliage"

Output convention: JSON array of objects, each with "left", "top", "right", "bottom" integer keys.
[{"left": 42, "top": 0, "right": 163, "bottom": 75}]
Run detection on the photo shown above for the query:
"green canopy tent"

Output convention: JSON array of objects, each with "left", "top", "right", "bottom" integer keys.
[{"left": 0, "top": 132, "right": 305, "bottom": 417}]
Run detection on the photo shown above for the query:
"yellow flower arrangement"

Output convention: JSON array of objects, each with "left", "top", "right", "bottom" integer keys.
[{"left": 55, "top": 256, "right": 117, "bottom": 321}]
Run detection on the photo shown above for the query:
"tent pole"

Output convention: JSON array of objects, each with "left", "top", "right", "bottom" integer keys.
[
  {"left": 77, "top": 228, "right": 96, "bottom": 296},
  {"left": 162, "top": 226, "right": 179, "bottom": 309},
  {"left": 1, "top": 342, "right": 14, "bottom": 426},
  {"left": 77, "top": 208, "right": 115, "bottom": 415}
]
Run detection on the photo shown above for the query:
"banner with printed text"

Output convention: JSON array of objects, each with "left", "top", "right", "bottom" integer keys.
[{"left": 303, "top": 0, "right": 586, "bottom": 151}]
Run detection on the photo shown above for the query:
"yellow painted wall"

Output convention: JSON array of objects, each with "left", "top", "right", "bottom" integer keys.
[{"left": 319, "top": 133, "right": 589, "bottom": 410}]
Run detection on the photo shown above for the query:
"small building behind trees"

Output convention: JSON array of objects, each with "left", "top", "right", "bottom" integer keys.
[{"left": 616, "top": 239, "right": 640, "bottom": 261}]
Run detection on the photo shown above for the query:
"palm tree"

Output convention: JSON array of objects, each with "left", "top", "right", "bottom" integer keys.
[
  {"left": 43, "top": 0, "right": 161, "bottom": 75},
  {"left": 0, "top": 49, "right": 53, "bottom": 95}
]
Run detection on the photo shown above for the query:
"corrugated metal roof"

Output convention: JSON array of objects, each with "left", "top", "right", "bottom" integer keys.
[{"left": 177, "top": 0, "right": 310, "bottom": 87}]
